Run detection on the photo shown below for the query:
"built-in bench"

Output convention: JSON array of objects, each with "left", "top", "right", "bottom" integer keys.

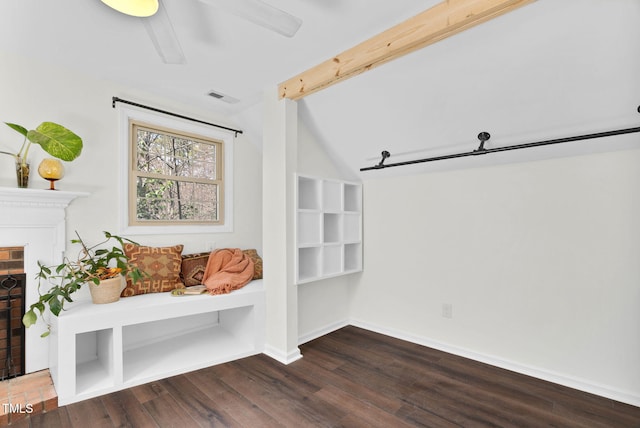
[{"left": 49, "top": 279, "right": 265, "bottom": 405}]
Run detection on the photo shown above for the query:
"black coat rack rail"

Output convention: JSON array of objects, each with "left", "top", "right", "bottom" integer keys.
[
  {"left": 111, "top": 97, "right": 243, "bottom": 137},
  {"left": 361, "top": 106, "right": 640, "bottom": 172}
]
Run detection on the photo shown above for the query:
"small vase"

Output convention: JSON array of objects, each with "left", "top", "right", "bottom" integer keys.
[
  {"left": 38, "top": 158, "right": 65, "bottom": 190},
  {"left": 15, "top": 161, "right": 30, "bottom": 188},
  {"left": 89, "top": 276, "right": 125, "bottom": 304}
]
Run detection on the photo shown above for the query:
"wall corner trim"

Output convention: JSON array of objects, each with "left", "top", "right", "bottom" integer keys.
[{"left": 263, "top": 345, "right": 303, "bottom": 365}]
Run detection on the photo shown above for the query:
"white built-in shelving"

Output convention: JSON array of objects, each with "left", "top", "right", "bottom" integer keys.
[
  {"left": 296, "top": 175, "right": 362, "bottom": 284},
  {"left": 50, "top": 280, "right": 265, "bottom": 405}
]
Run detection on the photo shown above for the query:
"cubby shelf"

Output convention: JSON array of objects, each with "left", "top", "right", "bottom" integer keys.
[
  {"left": 296, "top": 175, "right": 362, "bottom": 284},
  {"left": 50, "top": 280, "right": 265, "bottom": 405}
]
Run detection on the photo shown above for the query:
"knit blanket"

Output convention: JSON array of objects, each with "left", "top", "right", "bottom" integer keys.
[{"left": 202, "top": 248, "right": 255, "bottom": 295}]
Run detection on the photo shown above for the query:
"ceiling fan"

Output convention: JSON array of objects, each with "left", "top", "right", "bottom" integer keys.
[{"left": 101, "top": 0, "right": 302, "bottom": 64}]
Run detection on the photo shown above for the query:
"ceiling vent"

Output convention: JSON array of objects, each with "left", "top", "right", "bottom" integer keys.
[{"left": 207, "top": 90, "right": 240, "bottom": 104}]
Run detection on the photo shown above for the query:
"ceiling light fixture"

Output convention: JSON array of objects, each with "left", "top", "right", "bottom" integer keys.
[{"left": 100, "top": 0, "right": 159, "bottom": 17}]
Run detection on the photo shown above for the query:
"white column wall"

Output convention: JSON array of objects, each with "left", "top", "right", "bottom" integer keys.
[{"left": 262, "top": 87, "right": 301, "bottom": 363}]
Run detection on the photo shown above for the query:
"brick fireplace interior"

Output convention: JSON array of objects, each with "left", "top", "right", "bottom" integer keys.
[{"left": 0, "top": 247, "right": 26, "bottom": 380}]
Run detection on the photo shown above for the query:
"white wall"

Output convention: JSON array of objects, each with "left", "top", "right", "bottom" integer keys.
[
  {"left": 0, "top": 50, "right": 262, "bottom": 256},
  {"left": 296, "top": 119, "right": 354, "bottom": 343},
  {"left": 352, "top": 148, "right": 640, "bottom": 405}
]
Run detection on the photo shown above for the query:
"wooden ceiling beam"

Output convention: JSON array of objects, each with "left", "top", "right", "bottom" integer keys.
[{"left": 278, "top": 0, "right": 535, "bottom": 100}]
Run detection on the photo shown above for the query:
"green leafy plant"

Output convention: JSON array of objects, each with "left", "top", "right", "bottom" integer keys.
[
  {"left": 0, "top": 121, "right": 83, "bottom": 167},
  {"left": 23, "top": 231, "right": 146, "bottom": 337}
]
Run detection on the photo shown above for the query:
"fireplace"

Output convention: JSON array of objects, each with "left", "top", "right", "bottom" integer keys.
[
  {"left": 0, "top": 273, "right": 26, "bottom": 380},
  {"left": 0, "top": 187, "right": 87, "bottom": 374}
]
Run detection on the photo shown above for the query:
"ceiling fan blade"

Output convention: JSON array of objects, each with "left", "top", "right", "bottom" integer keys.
[
  {"left": 199, "top": 0, "right": 302, "bottom": 38},
  {"left": 142, "top": 0, "right": 186, "bottom": 64}
]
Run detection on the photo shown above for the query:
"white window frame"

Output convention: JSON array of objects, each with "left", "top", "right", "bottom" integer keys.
[{"left": 118, "top": 106, "right": 234, "bottom": 235}]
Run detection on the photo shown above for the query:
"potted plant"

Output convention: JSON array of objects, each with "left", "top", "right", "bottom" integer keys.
[
  {"left": 0, "top": 121, "right": 83, "bottom": 187},
  {"left": 23, "top": 231, "right": 146, "bottom": 337}
]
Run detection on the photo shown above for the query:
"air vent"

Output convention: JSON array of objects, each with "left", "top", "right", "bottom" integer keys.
[{"left": 207, "top": 90, "right": 239, "bottom": 104}]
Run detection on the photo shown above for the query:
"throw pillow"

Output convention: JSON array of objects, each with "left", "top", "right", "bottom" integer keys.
[
  {"left": 181, "top": 252, "right": 210, "bottom": 287},
  {"left": 242, "top": 249, "right": 263, "bottom": 280},
  {"left": 121, "top": 244, "right": 184, "bottom": 297}
]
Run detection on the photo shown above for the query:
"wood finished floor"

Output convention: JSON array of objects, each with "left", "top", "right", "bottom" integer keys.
[{"left": 12, "top": 326, "right": 640, "bottom": 427}]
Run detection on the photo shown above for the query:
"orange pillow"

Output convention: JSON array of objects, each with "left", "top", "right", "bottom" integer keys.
[{"left": 121, "top": 244, "right": 184, "bottom": 297}]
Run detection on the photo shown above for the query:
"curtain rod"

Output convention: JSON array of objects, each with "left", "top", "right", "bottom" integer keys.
[
  {"left": 361, "top": 107, "right": 640, "bottom": 172},
  {"left": 111, "top": 97, "right": 243, "bottom": 137}
]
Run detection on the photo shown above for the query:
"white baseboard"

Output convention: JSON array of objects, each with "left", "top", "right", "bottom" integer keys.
[
  {"left": 349, "top": 319, "right": 640, "bottom": 408},
  {"left": 298, "top": 319, "right": 350, "bottom": 345},
  {"left": 262, "top": 319, "right": 349, "bottom": 364},
  {"left": 263, "top": 344, "right": 303, "bottom": 365}
]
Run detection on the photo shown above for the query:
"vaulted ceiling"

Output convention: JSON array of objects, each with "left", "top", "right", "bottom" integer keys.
[
  {"left": 1, "top": 0, "right": 638, "bottom": 179},
  {"left": 0, "top": 0, "right": 433, "bottom": 113}
]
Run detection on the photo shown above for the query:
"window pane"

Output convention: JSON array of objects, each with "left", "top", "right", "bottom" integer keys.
[
  {"left": 136, "top": 177, "right": 218, "bottom": 221},
  {"left": 135, "top": 129, "right": 217, "bottom": 180}
]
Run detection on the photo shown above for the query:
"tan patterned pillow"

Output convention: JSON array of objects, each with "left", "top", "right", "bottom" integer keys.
[
  {"left": 242, "top": 249, "right": 263, "bottom": 280},
  {"left": 180, "top": 252, "right": 210, "bottom": 287},
  {"left": 121, "top": 244, "right": 184, "bottom": 297}
]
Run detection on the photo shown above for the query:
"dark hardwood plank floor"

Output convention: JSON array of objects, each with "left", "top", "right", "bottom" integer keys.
[{"left": 13, "top": 326, "right": 640, "bottom": 427}]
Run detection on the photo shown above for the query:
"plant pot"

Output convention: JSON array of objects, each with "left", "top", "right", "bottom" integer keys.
[
  {"left": 16, "top": 161, "right": 30, "bottom": 188},
  {"left": 88, "top": 276, "right": 125, "bottom": 304}
]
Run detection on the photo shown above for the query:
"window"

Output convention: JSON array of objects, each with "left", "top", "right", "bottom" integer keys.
[
  {"left": 130, "top": 121, "right": 223, "bottom": 225},
  {"left": 119, "top": 107, "right": 234, "bottom": 234}
]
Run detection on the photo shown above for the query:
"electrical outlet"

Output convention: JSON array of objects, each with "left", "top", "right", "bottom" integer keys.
[
  {"left": 442, "top": 303, "right": 453, "bottom": 319},
  {"left": 206, "top": 242, "right": 216, "bottom": 251}
]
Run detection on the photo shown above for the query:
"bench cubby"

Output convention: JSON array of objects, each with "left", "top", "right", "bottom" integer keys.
[{"left": 50, "top": 279, "right": 265, "bottom": 405}]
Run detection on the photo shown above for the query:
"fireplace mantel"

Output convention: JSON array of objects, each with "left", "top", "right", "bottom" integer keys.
[
  {"left": 0, "top": 186, "right": 88, "bottom": 373},
  {"left": 0, "top": 187, "right": 89, "bottom": 208}
]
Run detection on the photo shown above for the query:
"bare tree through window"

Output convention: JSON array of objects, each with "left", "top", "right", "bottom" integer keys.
[{"left": 129, "top": 121, "right": 223, "bottom": 225}]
